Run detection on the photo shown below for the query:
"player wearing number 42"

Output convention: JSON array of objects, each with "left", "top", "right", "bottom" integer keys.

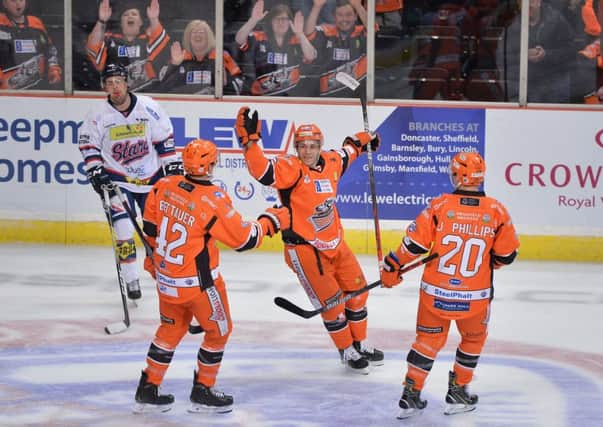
[
  {"left": 134, "top": 138, "right": 290, "bottom": 414},
  {"left": 380, "top": 151, "right": 520, "bottom": 419}
]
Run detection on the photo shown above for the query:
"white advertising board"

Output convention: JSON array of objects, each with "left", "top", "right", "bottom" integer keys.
[
  {"left": 486, "top": 109, "right": 603, "bottom": 236},
  {"left": 1, "top": 95, "right": 601, "bottom": 238}
]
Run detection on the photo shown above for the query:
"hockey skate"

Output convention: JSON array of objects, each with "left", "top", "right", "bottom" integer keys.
[
  {"left": 397, "top": 377, "right": 427, "bottom": 419},
  {"left": 133, "top": 371, "right": 174, "bottom": 414},
  {"left": 126, "top": 279, "right": 142, "bottom": 300},
  {"left": 339, "top": 344, "right": 369, "bottom": 374},
  {"left": 353, "top": 340, "right": 384, "bottom": 366},
  {"left": 444, "top": 371, "right": 478, "bottom": 415},
  {"left": 188, "top": 371, "right": 233, "bottom": 414}
]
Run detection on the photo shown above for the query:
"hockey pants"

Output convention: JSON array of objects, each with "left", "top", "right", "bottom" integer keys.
[
  {"left": 144, "top": 279, "right": 232, "bottom": 388},
  {"left": 405, "top": 303, "right": 490, "bottom": 389},
  {"left": 285, "top": 241, "right": 369, "bottom": 350}
]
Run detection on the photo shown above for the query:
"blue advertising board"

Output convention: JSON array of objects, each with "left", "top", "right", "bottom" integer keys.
[{"left": 338, "top": 106, "right": 485, "bottom": 220}]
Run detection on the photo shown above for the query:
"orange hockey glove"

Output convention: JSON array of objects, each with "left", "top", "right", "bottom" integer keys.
[
  {"left": 343, "top": 131, "right": 380, "bottom": 153},
  {"left": 258, "top": 206, "right": 290, "bottom": 237},
  {"left": 381, "top": 250, "right": 404, "bottom": 288},
  {"left": 48, "top": 65, "right": 62, "bottom": 84},
  {"left": 236, "top": 106, "right": 261, "bottom": 146}
]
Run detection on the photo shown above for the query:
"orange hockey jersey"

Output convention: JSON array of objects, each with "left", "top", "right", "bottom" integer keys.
[
  {"left": 143, "top": 175, "right": 270, "bottom": 304},
  {"left": 395, "top": 190, "right": 519, "bottom": 319},
  {"left": 243, "top": 142, "right": 359, "bottom": 256}
]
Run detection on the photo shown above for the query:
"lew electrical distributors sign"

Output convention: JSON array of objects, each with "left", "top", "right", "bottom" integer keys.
[{"left": 0, "top": 95, "right": 601, "bottom": 237}]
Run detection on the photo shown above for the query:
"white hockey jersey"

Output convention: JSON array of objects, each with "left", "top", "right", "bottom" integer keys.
[{"left": 78, "top": 94, "right": 177, "bottom": 193}]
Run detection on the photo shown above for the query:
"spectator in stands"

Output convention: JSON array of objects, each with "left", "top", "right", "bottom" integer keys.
[
  {"left": 235, "top": 0, "right": 317, "bottom": 96},
  {"left": 86, "top": 0, "right": 170, "bottom": 92},
  {"left": 158, "top": 20, "right": 244, "bottom": 95},
  {"left": 304, "top": 0, "right": 370, "bottom": 97},
  {"left": 0, "top": 0, "right": 62, "bottom": 89},
  {"left": 501, "top": 0, "right": 574, "bottom": 102}
]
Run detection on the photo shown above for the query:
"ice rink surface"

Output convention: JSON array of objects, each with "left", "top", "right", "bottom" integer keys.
[{"left": 1, "top": 243, "right": 602, "bottom": 427}]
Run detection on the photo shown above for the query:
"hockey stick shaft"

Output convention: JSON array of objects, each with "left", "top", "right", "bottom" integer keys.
[
  {"left": 335, "top": 72, "right": 383, "bottom": 265},
  {"left": 101, "top": 186, "right": 130, "bottom": 332},
  {"left": 359, "top": 91, "right": 384, "bottom": 265},
  {"left": 274, "top": 252, "right": 439, "bottom": 319}
]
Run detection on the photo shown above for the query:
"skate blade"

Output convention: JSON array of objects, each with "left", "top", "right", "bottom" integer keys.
[
  {"left": 368, "top": 359, "right": 384, "bottom": 367},
  {"left": 397, "top": 407, "right": 423, "bottom": 419},
  {"left": 188, "top": 402, "right": 233, "bottom": 414},
  {"left": 444, "top": 403, "right": 476, "bottom": 415},
  {"left": 132, "top": 402, "right": 172, "bottom": 414},
  {"left": 345, "top": 365, "right": 370, "bottom": 375}
]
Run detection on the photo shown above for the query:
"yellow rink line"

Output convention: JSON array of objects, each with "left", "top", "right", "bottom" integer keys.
[{"left": 1, "top": 220, "right": 602, "bottom": 262}]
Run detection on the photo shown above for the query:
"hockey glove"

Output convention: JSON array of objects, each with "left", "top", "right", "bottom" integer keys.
[
  {"left": 164, "top": 161, "right": 184, "bottom": 175},
  {"left": 235, "top": 106, "right": 261, "bottom": 146},
  {"left": 258, "top": 206, "right": 291, "bottom": 237},
  {"left": 87, "top": 165, "right": 112, "bottom": 196},
  {"left": 381, "top": 250, "right": 404, "bottom": 288},
  {"left": 343, "top": 131, "right": 380, "bottom": 153}
]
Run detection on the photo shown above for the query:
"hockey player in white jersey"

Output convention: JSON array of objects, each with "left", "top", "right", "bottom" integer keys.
[{"left": 78, "top": 63, "right": 182, "bottom": 300}]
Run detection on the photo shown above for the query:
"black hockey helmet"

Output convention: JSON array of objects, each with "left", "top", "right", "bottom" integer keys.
[{"left": 102, "top": 63, "right": 128, "bottom": 82}]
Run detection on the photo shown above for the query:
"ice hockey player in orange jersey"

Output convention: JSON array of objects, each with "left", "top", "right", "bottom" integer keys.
[
  {"left": 235, "top": 106, "right": 383, "bottom": 374},
  {"left": 133, "top": 138, "right": 289, "bottom": 414},
  {"left": 380, "top": 151, "right": 519, "bottom": 419}
]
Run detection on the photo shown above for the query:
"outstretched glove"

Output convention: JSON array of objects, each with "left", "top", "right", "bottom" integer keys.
[
  {"left": 381, "top": 250, "right": 404, "bottom": 288},
  {"left": 343, "top": 131, "right": 380, "bottom": 153},
  {"left": 87, "top": 165, "right": 112, "bottom": 196},
  {"left": 258, "top": 206, "right": 291, "bottom": 237},
  {"left": 164, "top": 161, "right": 184, "bottom": 175},
  {"left": 236, "top": 106, "right": 261, "bottom": 146}
]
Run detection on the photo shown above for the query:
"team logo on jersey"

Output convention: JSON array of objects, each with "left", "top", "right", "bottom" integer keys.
[
  {"left": 261, "top": 185, "right": 278, "bottom": 203},
  {"left": 212, "top": 179, "right": 227, "bottom": 192},
  {"left": 314, "top": 179, "right": 333, "bottom": 193},
  {"left": 446, "top": 210, "right": 455, "bottom": 219},
  {"left": 482, "top": 214, "right": 491, "bottom": 223},
  {"left": 234, "top": 181, "right": 254, "bottom": 200},
  {"left": 145, "top": 106, "right": 160, "bottom": 121},
  {"left": 110, "top": 123, "right": 145, "bottom": 140},
  {"left": 310, "top": 198, "right": 335, "bottom": 231}
]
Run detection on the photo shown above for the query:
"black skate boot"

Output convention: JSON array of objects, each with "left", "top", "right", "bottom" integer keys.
[
  {"left": 188, "top": 371, "right": 233, "bottom": 414},
  {"left": 444, "top": 370, "right": 478, "bottom": 415},
  {"left": 397, "top": 377, "right": 427, "bottom": 419},
  {"left": 133, "top": 371, "right": 174, "bottom": 414},
  {"left": 339, "top": 344, "right": 369, "bottom": 374},
  {"left": 126, "top": 279, "right": 141, "bottom": 300},
  {"left": 353, "top": 340, "right": 384, "bottom": 366}
]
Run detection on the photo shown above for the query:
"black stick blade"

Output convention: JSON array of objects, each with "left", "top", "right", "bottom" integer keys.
[{"left": 273, "top": 297, "right": 316, "bottom": 319}]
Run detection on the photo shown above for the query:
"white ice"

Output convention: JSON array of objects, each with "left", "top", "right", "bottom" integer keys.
[{"left": 1, "top": 243, "right": 602, "bottom": 427}]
